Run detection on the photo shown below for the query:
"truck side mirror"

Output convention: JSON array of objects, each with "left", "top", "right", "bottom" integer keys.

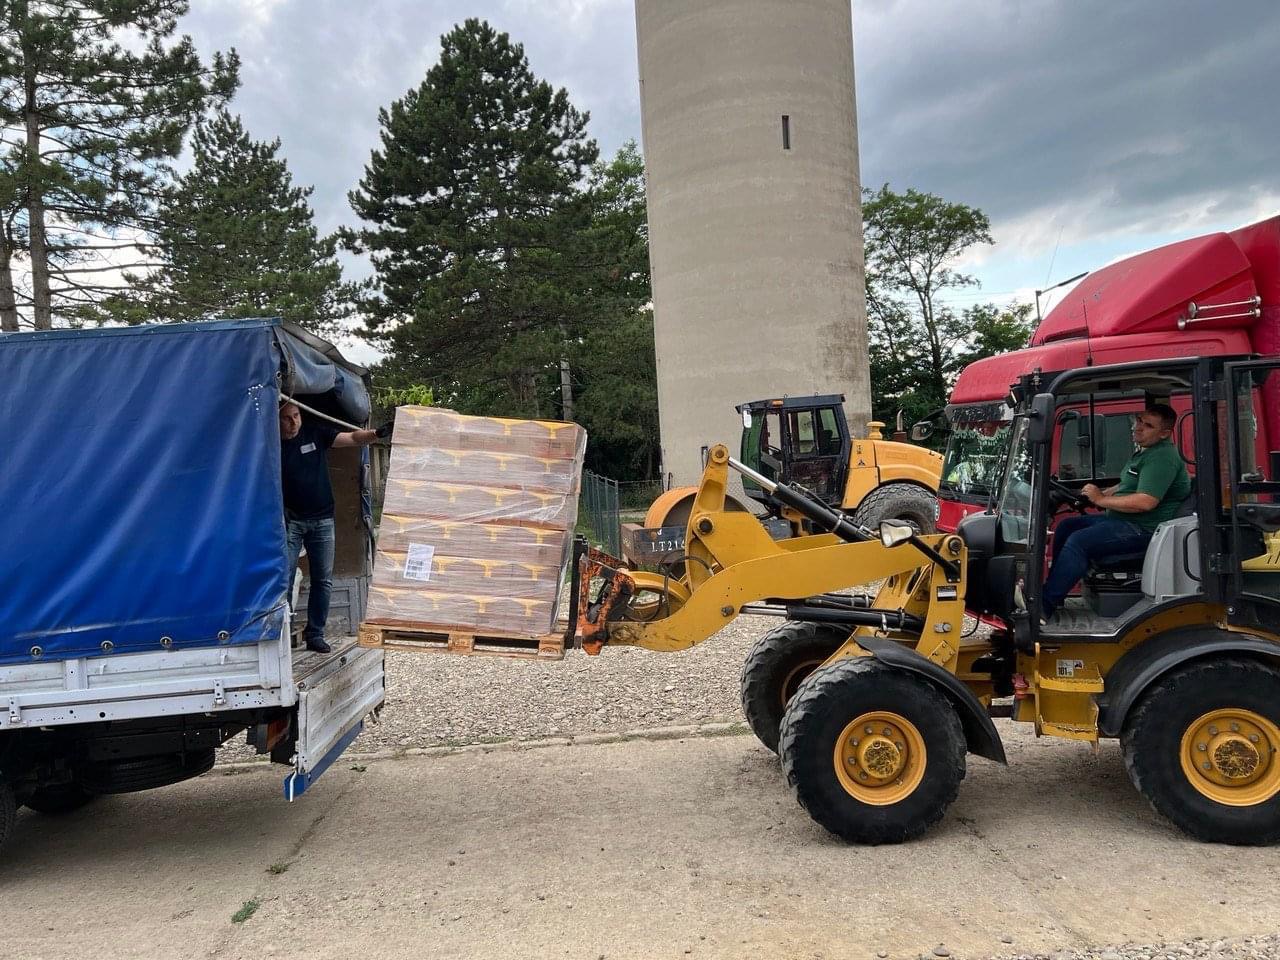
[
  {"left": 911, "top": 421, "right": 933, "bottom": 442},
  {"left": 1029, "top": 393, "right": 1055, "bottom": 444}
]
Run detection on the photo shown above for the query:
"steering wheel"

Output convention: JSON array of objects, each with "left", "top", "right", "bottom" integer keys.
[{"left": 1048, "top": 477, "right": 1091, "bottom": 513}]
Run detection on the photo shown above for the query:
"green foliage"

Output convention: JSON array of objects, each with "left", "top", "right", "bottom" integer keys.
[
  {"left": 116, "top": 109, "right": 343, "bottom": 331},
  {"left": 863, "top": 185, "right": 1031, "bottom": 425},
  {"left": 345, "top": 18, "right": 596, "bottom": 418},
  {"left": 570, "top": 142, "right": 659, "bottom": 479},
  {"left": 372, "top": 383, "right": 433, "bottom": 422},
  {"left": 231, "top": 898, "right": 260, "bottom": 923},
  {"left": 0, "top": 0, "right": 239, "bottom": 329}
]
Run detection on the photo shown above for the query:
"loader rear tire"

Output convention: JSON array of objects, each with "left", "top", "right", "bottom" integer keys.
[
  {"left": 853, "top": 483, "right": 937, "bottom": 535},
  {"left": 779, "top": 658, "right": 965, "bottom": 844},
  {"left": 741, "top": 621, "right": 848, "bottom": 754},
  {"left": 1122, "top": 658, "right": 1280, "bottom": 845},
  {"left": 0, "top": 782, "right": 16, "bottom": 854}
]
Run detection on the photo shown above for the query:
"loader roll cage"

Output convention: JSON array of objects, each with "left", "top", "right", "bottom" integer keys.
[{"left": 996, "top": 354, "right": 1280, "bottom": 648}]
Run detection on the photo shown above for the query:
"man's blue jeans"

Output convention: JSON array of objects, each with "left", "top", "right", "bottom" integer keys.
[
  {"left": 1042, "top": 514, "right": 1151, "bottom": 616},
  {"left": 286, "top": 517, "right": 335, "bottom": 644}
]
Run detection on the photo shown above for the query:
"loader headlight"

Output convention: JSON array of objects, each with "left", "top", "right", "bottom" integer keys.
[{"left": 879, "top": 521, "right": 915, "bottom": 548}]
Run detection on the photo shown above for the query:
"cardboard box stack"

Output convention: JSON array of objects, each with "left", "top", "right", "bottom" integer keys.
[{"left": 365, "top": 407, "right": 587, "bottom": 638}]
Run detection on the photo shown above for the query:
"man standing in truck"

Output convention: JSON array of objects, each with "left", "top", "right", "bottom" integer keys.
[
  {"left": 1041, "top": 403, "right": 1191, "bottom": 621},
  {"left": 279, "top": 400, "right": 389, "bottom": 653}
]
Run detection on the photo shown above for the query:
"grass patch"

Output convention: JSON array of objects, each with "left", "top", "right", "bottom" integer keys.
[
  {"left": 266, "top": 861, "right": 290, "bottom": 875},
  {"left": 232, "top": 899, "right": 261, "bottom": 924}
]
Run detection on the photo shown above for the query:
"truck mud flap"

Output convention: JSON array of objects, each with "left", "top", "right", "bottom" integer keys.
[{"left": 283, "top": 646, "right": 384, "bottom": 800}]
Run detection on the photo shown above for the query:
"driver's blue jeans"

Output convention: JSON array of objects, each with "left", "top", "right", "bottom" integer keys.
[{"left": 1042, "top": 514, "right": 1151, "bottom": 616}]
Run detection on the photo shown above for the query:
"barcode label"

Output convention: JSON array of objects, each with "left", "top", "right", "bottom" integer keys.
[{"left": 403, "top": 543, "right": 436, "bottom": 582}]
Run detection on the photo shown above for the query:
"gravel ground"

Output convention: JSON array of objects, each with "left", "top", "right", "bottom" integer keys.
[
  {"left": 217, "top": 612, "right": 768, "bottom": 763},
  {"left": 984, "top": 934, "right": 1280, "bottom": 960}
]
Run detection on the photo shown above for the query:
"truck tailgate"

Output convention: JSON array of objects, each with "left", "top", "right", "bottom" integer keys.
[{"left": 285, "top": 643, "right": 384, "bottom": 799}]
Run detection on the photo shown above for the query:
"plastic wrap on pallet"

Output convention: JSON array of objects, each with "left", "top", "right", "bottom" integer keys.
[
  {"left": 365, "top": 406, "right": 586, "bottom": 638},
  {"left": 366, "top": 585, "right": 555, "bottom": 638}
]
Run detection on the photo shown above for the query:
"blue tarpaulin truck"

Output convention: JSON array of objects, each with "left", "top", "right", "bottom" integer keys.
[{"left": 0, "top": 318, "right": 385, "bottom": 854}]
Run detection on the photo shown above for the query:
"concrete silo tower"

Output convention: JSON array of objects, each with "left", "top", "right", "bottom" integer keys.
[{"left": 635, "top": 0, "right": 871, "bottom": 487}]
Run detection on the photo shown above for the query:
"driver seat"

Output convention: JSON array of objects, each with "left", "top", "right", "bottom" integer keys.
[{"left": 1084, "top": 484, "right": 1197, "bottom": 586}]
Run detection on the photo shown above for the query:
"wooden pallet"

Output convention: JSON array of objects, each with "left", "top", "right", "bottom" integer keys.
[{"left": 357, "top": 621, "right": 569, "bottom": 661}]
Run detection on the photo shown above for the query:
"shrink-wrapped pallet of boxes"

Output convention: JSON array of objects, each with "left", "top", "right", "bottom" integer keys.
[{"left": 358, "top": 407, "right": 587, "bottom": 659}]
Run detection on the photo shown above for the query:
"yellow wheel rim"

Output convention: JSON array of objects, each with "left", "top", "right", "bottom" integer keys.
[
  {"left": 1179, "top": 708, "right": 1280, "bottom": 806},
  {"left": 833, "top": 711, "right": 927, "bottom": 806}
]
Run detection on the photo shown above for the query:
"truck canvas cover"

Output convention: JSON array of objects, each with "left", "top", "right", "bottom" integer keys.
[{"left": 0, "top": 318, "right": 368, "bottom": 666}]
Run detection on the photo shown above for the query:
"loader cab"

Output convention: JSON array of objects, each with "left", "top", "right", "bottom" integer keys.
[
  {"left": 737, "top": 395, "right": 850, "bottom": 508},
  {"left": 960, "top": 355, "right": 1280, "bottom": 647}
]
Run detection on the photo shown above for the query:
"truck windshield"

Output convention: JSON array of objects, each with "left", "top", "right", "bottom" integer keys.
[
  {"left": 940, "top": 420, "right": 1011, "bottom": 504},
  {"left": 994, "top": 416, "right": 1034, "bottom": 545}
]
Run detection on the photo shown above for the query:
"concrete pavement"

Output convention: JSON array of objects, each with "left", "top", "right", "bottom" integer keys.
[{"left": 3, "top": 723, "right": 1278, "bottom": 960}]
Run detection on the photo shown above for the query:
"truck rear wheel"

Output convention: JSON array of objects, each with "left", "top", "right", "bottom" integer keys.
[
  {"left": 740, "top": 621, "right": 848, "bottom": 754},
  {"left": 1122, "top": 658, "right": 1280, "bottom": 845},
  {"left": 81, "top": 749, "right": 217, "bottom": 795},
  {"left": 853, "top": 483, "right": 936, "bottom": 534},
  {"left": 0, "top": 782, "right": 15, "bottom": 853},
  {"left": 23, "top": 783, "right": 99, "bottom": 815},
  {"left": 779, "top": 658, "right": 965, "bottom": 844}
]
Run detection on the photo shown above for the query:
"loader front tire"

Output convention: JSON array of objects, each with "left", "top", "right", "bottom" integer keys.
[
  {"left": 741, "top": 621, "right": 848, "bottom": 754},
  {"left": 1122, "top": 658, "right": 1280, "bottom": 845},
  {"left": 852, "top": 483, "right": 936, "bottom": 535},
  {"left": 779, "top": 658, "right": 965, "bottom": 844}
]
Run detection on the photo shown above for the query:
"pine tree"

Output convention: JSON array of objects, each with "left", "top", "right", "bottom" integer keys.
[
  {"left": 345, "top": 18, "right": 597, "bottom": 418},
  {"left": 0, "top": 0, "right": 238, "bottom": 329},
  {"left": 124, "top": 109, "right": 343, "bottom": 331}
]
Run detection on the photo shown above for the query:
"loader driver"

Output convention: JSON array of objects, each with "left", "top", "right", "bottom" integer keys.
[
  {"left": 279, "top": 400, "right": 390, "bottom": 653},
  {"left": 1041, "top": 403, "right": 1190, "bottom": 621}
]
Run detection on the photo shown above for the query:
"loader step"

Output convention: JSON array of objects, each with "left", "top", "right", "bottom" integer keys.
[{"left": 357, "top": 621, "right": 568, "bottom": 661}]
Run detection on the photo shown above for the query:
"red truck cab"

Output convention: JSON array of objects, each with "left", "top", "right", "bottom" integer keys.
[{"left": 938, "top": 215, "right": 1280, "bottom": 531}]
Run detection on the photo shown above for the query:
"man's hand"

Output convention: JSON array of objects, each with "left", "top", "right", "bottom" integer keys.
[
  {"left": 1082, "top": 483, "right": 1103, "bottom": 504},
  {"left": 375, "top": 422, "right": 393, "bottom": 440}
]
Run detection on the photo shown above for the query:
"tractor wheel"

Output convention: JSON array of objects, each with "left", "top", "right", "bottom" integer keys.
[
  {"left": 779, "top": 657, "right": 966, "bottom": 844},
  {"left": 853, "top": 483, "right": 937, "bottom": 535},
  {"left": 0, "top": 781, "right": 16, "bottom": 855},
  {"left": 741, "top": 621, "right": 848, "bottom": 754},
  {"left": 23, "top": 783, "right": 99, "bottom": 816},
  {"left": 1122, "top": 658, "right": 1280, "bottom": 844}
]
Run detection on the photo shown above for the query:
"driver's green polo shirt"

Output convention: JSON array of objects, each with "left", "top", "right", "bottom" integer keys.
[{"left": 1106, "top": 438, "right": 1192, "bottom": 532}]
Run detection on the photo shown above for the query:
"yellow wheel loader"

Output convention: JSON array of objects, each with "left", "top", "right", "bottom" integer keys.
[
  {"left": 570, "top": 355, "right": 1280, "bottom": 844},
  {"left": 628, "top": 395, "right": 941, "bottom": 566}
]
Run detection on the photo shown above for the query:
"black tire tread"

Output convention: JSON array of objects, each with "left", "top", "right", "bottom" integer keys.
[
  {"left": 779, "top": 657, "right": 965, "bottom": 844},
  {"left": 23, "top": 783, "right": 99, "bottom": 816},
  {"left": 740, "top": 621, "right": 848, "bottom": 753},
  {"left": 853, "top": 482, "right": 937, "bottom": 534},
  {"left": 81, "top": 749, "right": 216, "bottom": 795},
  {"left": 0, "top": 782, "right": 15, "bottom": 855},
  {"left": 1122, "top": 657, "right": 1280, "bottom": 845}
]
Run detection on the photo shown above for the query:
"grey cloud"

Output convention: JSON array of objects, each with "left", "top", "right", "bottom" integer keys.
[
  {"left": 183, "top": 0, "right": 639, "bottom": 238},
  {"left": 854, "top": 0, "right": 1280, "bottom": 247},
  {"left": 180, "top": 0, "right": 1276, "bottom": 265}
]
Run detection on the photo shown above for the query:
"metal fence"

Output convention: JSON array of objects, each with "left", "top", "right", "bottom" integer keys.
[{"left": 579, "top": 469, "right": 621, "bottom": 556}]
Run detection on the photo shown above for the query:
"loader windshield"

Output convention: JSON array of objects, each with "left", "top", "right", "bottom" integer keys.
[
  {"left": 995, "top": 416, "right": 1035, "bottom": 545},
  {"left": 940, "top": 403, "right": 1013, "bottom": 505}
]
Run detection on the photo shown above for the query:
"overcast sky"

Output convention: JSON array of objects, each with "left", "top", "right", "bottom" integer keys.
[{"left": 183, "top": 0, "right": 1280, "bottom": 347}]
